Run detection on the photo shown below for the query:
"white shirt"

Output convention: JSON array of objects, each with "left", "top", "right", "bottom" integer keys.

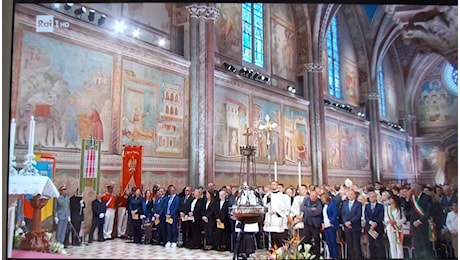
[
  {"left": 190, "top": 199, "right": 197, "bottom": 212},
  {"left": 323, "top": 204, "right": 332, "bottom": 228},
  {"left": 446, "top": 211, "right": 458, "bottom": 233},
  {"left": 220, "top": 200, "right": 224, "bottom": 210}
]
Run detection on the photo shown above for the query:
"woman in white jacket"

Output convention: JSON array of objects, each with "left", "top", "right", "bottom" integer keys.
[{"left": 384, "top": 195, "right": 407, "bottom": 259}]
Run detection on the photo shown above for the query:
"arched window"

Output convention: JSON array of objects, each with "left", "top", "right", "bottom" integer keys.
[
  {"left": 443, "top": 62, "right": 458, "bottom": 95},
  {"left": 242, "top": 3, "right": 264, "bottom": 68},
  {"left": 326, "top": 16, "right": 341, "bottom": 99},
  {"left": 377, "top": 64, "right": 387, "bottom": 118}
]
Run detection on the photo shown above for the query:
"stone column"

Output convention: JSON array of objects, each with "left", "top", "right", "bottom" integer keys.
[
  {"left": 368, "top": 91, "right": 382, "bottom": 183},
  {"left": 186, "top": 5, "right": 219, "bottom": 188},
  {"left": 304, "top": 63, "right": 327, "bottom": 185}
]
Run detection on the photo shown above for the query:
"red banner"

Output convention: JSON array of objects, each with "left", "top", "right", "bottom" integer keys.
[{"left": 122, "top": 145, "right": 143, "bottom": 193}]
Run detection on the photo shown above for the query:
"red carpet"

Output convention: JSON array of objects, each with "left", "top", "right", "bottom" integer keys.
[{"left": 11, "top": 249, "right": 81, "bottom": 259}]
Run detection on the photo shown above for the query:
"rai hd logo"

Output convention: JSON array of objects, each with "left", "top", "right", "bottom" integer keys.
[{"left": 36, "top": 15, "right": 54, "bottom": 32}]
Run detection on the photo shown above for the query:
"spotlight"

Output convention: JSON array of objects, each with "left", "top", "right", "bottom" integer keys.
[
  {"left": 132, "top": 28, "right": 140, "bottom": 38},
  {"left": 52, "top": 3, "right": 60, "bottom": 9},
  {"left": 64, "top": 3, "right": 73, "bottom": 11},
  {"left": 247, "top": 69, "right": 254, "bottom": 78},
  {"left": 88, "top": 9, "right": 96, "bottom": 21},
  {"left": 98, "top": 14, "right": 106, "bottom": 26},
  {"left": 74, "top": 6, "right": 86, "bottom": 18},
  {"left": 239, "top": 67, "right": 248, "bottom": 75},
  {"left": 252, "top": 71, "right": 259, "bottom": 80},
  {"left": 287, "top": 86, "right": 296, "bottom": 94},
  {"left": 324, "top": 100, "right": 331, "bottom": 105},
  {"left": 223, "top": 63, "right": 236, "bottom": 73}
]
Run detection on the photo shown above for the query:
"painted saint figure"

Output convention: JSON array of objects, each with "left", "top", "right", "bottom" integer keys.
[{"left": 89, "top": 103, "right": 104, "bottom": 141}]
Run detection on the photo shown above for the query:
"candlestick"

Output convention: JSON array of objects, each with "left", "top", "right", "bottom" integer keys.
[
  {"left": 9, "top": 118, "right": 16, "bottom": 162},
  {"left": 274, "top": 161, "right": 278, "bottom": 181},
  {"left": 27, "top": 116, "right": 35, "bottom": 156},
  {"left": 298, "top": 160, "right": 302, "bottom": 188}
]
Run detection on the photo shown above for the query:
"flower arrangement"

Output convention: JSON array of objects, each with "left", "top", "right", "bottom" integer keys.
[
  {"left": 50, "top": 242, "right": 67, "bottom": 255},
  {"left": 266, "top": 235, "right": 324, "bottom": 260}
]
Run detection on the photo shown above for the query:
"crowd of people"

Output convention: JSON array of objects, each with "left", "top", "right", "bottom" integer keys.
[{"left": 54, "top": 180, "right": 457, "bottom": 259}]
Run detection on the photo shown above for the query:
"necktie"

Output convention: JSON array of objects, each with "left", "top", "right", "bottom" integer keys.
[
  {"left": 371, "top": 204, "right": 375, "bottom": 212},
  {"left": 167, "top": 195, "right": 174, "bottom": 214},
  {"left": 349, "top": 201, "right": 353, "bottom": 211}
]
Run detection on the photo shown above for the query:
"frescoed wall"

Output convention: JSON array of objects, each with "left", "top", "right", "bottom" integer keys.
[
  {"left": 343, "top": 60, "right": 359, "bottom": 106},
  {"left": 325, "top": 119, "right": 340, "bottom": 168},
  {"left": 381, "top": 133, "right": 413, "bottom": 178},
  {"left": 339, "top": 123, "right": 356, "bottom": 170},
  {"left": 271, "top": 20, "right": 296, "bottom": 81},
  {"left": 122, "top": 3, "right": 172, "bottom": 33},
  {"left": 121, "top": 59, "right": 186, "bottom": 157},
  {"left": 418, "top": 61, "right": 458, "bottom": 128},
  {"left": 356, "top": 127, "right": 370, "bottom": 170},
  {"left": 252, "top": 98, "right": 282, "bottom": 161},
  {"left": 417, "top": 143, "right": 439, "bottom": 172},
  {"left": 15, "top": 31, "right": 113, "bottom": 151},
  {"left": 214, "top": 86, "right": 250, "bottom": 157},
  {"left": 283, "top": 106, "right": 310, "bottom": 166},
  {"left": 215, "top": 4, "right": 242, "bottom": 60}
]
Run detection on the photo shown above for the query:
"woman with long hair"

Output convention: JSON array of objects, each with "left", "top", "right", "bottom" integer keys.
[
  {"left": 320, "top": 192, "right": 340, "bottom": 259},
  {"left": 384, "top": 195, "right": 407, "bottom": 259},
  {"left": 142, "top": 190, "right": 154, "bottom": 244},
  {"left": 202, "top": 189, "right": 217, "bottom": 250}
]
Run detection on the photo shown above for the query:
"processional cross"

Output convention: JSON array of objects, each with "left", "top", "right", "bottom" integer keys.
[{"left": 258, "top": 114, "right": 277, "bottom": 159}]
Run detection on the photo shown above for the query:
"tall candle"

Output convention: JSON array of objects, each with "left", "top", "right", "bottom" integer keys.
[
  {"left": 27, "top": 116, "right": 35, "bottom": 155},
  {"left": 9, "top": 118, "right": 16, "bottom": 161},
  {"left": 298, "top": 160, "right": 302, "bottom": 187},
  {"left": 274, "top": 161, "right": 278, "bottom": 181}
]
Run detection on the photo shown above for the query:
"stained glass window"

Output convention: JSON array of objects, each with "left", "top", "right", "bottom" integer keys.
[
  {"left": 242, "top": 3, "right": 264, "bottom": 67},
  {"left": 378, "top": 65, "right": 387, "bottom": 118},
  {"left": 443, "top": 62, "right": 458, "bottom": 95},
  {"left": 326, "top": 16, "right": 341, "bottom": 98}
]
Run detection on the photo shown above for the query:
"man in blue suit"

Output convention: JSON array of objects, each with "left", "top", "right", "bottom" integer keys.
[
  {"left": 341, "top": 190, "right": 362, "bottom": 259},
  {"left": 165, "top": 186, "right": 180, "bottom": 248},
  {"left": 153, "top": 187, "right": 168, "bottom": 246},
  {"left": 365, "top": 191, "right": 385, "bottom": 259},
  {"left": 406, "top": 183, "right": 434, "bottom": 259},
  {"left": 301, "top": 190, "right": 323, "bottom": 259}
]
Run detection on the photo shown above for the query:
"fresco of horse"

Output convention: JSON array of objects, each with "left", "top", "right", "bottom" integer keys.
[{"left": 17, "top": 103, "right": 63, "bottom": 147}]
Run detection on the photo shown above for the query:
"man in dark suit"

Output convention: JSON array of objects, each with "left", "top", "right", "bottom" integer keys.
[
  {"left": 341, "top": 190, "right": 362, "bottom": 259},
  {"left": 68, "top": 194, "right": 85, "bottom": 246},
  {"left": 88, "top": 194, "right": 107, "bottom": 243},
  {"left": 153, "top": 187, "right": 168, "bottom": 246},
  {"left": 365, "top": 191, "right": 385, "bottom": 259},
  {"left": 179, "top": 186, "right": 193, "bottom": 248},
  {"left": 406, "top": 183, "right": 434, "bottom": 259},
  {"left": 165, "top": 186, "right": 181, "bottom": 248},
  {"left": 301, "top": 190, "right": 323, "bottom": 259}
]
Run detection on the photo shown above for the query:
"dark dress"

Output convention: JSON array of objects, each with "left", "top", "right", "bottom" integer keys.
[
  {"left": 202, "top": 199, "right": 217, "bottom": 249},
  {"left": 129, "top": 196, "right": 144, "bottom": 244},
  {"left": 186, "top": 198, "right": 205, "bottom": 249},
  {"left": 215, "top": 199, "right": 230, "bottom": 250}
]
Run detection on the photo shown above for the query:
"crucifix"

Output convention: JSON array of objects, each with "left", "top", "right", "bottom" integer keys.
[
  {"left": 240, "top": 128, "right": 257, "bottom": 186},
  {"left": 258, "top": 114, "right": 278, "bottom": 180}
]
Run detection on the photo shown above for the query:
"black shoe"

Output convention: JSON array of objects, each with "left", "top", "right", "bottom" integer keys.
[
  {"left": 88, "top": 240, "right": 93, "bottom": 244},
  {"left": 97, "top": 239, "right": 104, "bottom": 242}
]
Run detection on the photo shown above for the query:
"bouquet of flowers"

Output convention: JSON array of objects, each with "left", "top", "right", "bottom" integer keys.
[{"left": 50, "top": 242, "right": 67, "bottom": 255}]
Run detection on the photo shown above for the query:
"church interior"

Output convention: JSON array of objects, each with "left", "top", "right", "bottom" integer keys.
[{"left": 4, "top": 2, "right": 458, "bottom": 259}]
